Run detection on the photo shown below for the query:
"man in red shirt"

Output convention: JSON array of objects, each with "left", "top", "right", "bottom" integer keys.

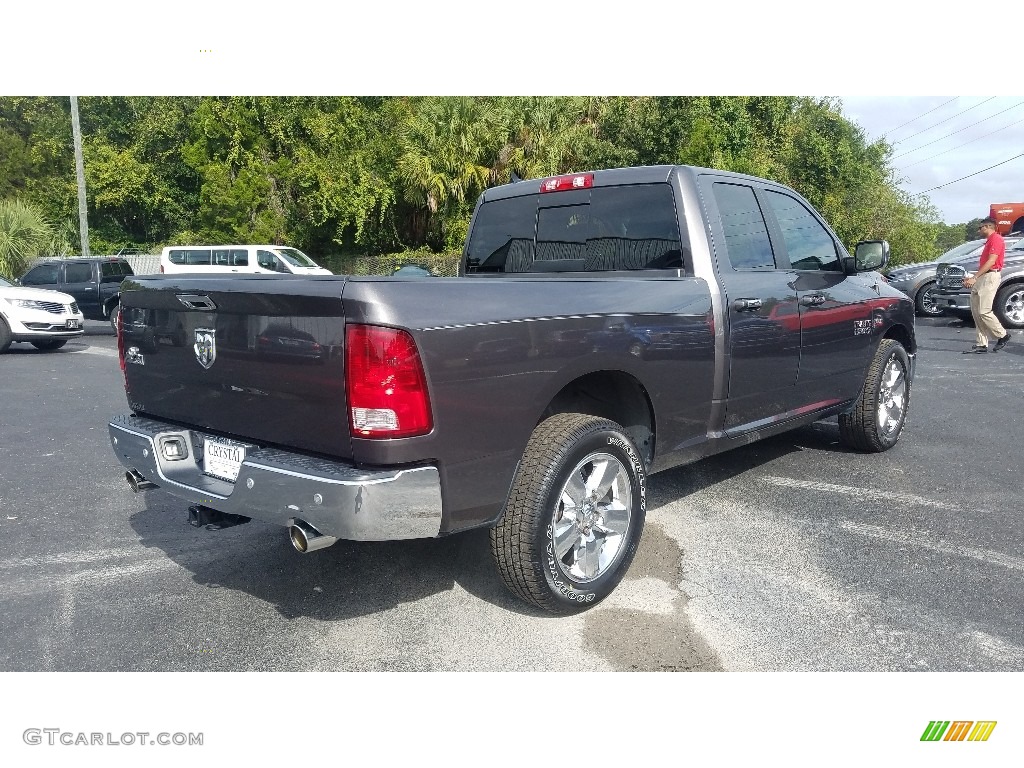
[{"left": 963, "top": 218, "right": 1011, "bottom": 353}]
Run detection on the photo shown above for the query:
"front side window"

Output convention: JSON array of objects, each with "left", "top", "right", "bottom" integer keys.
[
  {"left": 711, "top": 183, "right": 775, "bottom": 270},
  {"left": 21, "top": 265, "right": 59, "bottom": 285},
  {"left": 764, "top": 191, "right": 840, "bottom": 271},
  {"left": 257, "top": 250, "right": 283, "bottom": 271}
]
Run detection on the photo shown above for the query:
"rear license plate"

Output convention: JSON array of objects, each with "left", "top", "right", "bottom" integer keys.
[
  {"left": 203, "top": 439, "right": 245, "bottom": 482},
  {"left": 66, "top": 319, "right": 80, "bottom": 329}
]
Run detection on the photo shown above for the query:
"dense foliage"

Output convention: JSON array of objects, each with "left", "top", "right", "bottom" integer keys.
[{"left": 0, "top": 96, "right": 959, "bottom": 270}]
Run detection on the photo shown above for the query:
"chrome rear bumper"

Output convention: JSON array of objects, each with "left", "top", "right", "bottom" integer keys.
[{"left": 108, "top": 414, "right": 443, "bottom": 541}]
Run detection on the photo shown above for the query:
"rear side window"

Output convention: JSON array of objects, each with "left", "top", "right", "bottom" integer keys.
[
  {"left": 764, "top": 191, "right": 840, "bottom": 271},
  {"left": 120, "top": 261, "right": 135, "bottom": 276},
  {"left": 711, "top": 183, "right": 775, "bottom": 270},
  {"left": 168, "top": 249, "right": 212, "bottom": 265},
  {"left": 64, "top": 262, "right": 93, "bottom": 283},
  {"left": 101, "top": 262, "right": 123, "bottom": 282},
  {"left": 465, "top": 183, "right": 682, "bottom": 273}
]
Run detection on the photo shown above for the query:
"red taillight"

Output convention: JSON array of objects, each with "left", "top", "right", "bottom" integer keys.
[
  {"left": 539, "top": 172, "right": 594, "bottom": 193},
  {"left": 345, "top": 324, "right": 432, "bottom": 439}
]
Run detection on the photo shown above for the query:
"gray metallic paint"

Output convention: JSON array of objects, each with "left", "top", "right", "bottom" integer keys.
[{"left": 113, "top": 165, "right": 917, "bottom": 538}]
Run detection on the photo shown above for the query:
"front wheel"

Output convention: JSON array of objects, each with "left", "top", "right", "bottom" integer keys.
[
  {"left": 994, "top": 284, "right": 1024, "bottom": 329},
  {"left": 0, "top": 317, "right": 11, "bottom": 354},
  {"left": 109, "top": 303, "right": 120, "bottom": 333},
  {"left": 490, "top": 413, "right": 647, "bottom": 614},
  {"left": 915, "top": 282, "right": 942, "bottom": 317},
  {"left": 30, "top": 340, "right": 67, "bottom": 351},
  {"left": 839, "top": 339, "right": 911, "bottom": 452}
]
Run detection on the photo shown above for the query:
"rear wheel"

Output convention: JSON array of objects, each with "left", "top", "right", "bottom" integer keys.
[
  {"left": 915, "top": 281, "right": 942, "bottom": 317},
  {"left": 839, "top": 339, "right": 911, "bottom": 452},
  {"left": 490, "top": 413, "right": 647, "bottom": 614},
  {"left": 994, "top": 283, "right": 1024, "bottom": 329},
  {"left": 0, "top": 317, "right": 11, "bottom": 353},
  {"left": 31, "top": 339, "right": 67, "bottom": 351}
]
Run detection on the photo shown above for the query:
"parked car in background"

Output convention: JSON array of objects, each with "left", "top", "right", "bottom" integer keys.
[
  {"left": 390, "top": 263, "right": 437, "bottom": 277},
  {"left": 934, "top": 238, "right": 1024, "bottom": 327},
  {"left": 885, "top": 237, "right": 1022, "bottom": 317},
  {"left": 0, "top": 275, "right": 84, "bottom": 353},
  {"left": 159, "top": 245, "right": 331, "bottom": 276},
  {"left": 17, "top": 256, "right": 133, "bottom": 331}
]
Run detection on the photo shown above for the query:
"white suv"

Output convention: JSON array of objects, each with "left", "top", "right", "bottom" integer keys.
[{"left": 0, "top": 276, "right": 85, "bottom": 353}]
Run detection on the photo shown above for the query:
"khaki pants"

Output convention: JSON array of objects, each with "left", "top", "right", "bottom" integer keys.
[{"left": 970, "top": 271, "right": 1005, "bottom": 345}]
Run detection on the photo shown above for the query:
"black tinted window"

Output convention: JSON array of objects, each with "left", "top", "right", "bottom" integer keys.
[
  {"left": 465, "top": 194, "right": 537, "bottom": 272},
  {"left": 64, "top": 262, "right": 93, "bottom": 283},
  {"left": 764, "top": 191, "right": 840, "bottom": 271},
  {"left": 120, "top": 261, "right": 134, "bottom": 276},
  {"left": 465, "top": 183, "right": 682, "bottom": 273},
  {"left": 22, "top": 265, "right": 59, "bottom": 285},
  {"left": 587, "top": 185, "right": 682, "bottom": 270},
  {"left": 536, "top": 204, "right": 588, "bottom": 269},
  {"left": 712, "top": 183, "right": 775, "bottom": 270},
  {"left": 101, "top": 262, "right": 124, "bottom": 282}
]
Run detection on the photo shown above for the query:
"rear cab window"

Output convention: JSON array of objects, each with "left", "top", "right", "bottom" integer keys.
[{"left": 465, "top": 183, "right": 685, "bottom": 274}]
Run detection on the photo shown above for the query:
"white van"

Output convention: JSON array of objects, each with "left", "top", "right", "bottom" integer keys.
[{"left": 159, "top": 245, "right": 332, "bottom": 275}]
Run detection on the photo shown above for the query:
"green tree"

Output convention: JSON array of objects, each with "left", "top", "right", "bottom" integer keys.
[{"left": 0, "top": 198, "right": 54, "bottom": 279}]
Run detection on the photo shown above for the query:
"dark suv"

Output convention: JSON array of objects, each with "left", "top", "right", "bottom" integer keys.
[{"left": 18, "top": 257, "right": 133, "bottom": 331}]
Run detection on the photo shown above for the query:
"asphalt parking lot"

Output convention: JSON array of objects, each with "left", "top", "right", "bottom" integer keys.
[{"left": 0, "top": 317, "right": 1021, "bottom": 671}]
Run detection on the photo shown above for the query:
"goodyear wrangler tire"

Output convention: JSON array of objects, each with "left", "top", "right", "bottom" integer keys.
[
  {"left": 490, "top": 413, "right": 646, "bottom": 614},
  {"left": 839, "top": 339, "right": 911, "bottom": 452}
]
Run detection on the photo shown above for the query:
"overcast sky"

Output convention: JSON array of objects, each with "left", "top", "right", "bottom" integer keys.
[{"left": 837, "top": 97, "right": 1024, "bottom": 226}]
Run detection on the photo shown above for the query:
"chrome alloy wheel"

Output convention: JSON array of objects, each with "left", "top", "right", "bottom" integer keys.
[
  {"left": 1001, "top": 288, "right": 1024, "bottom": 325},
  {"left": 550, "top": 452, "right": 632, "bottom": 584},
  {"left": 877, "top": 356, "right": 908, "bottom": 437}
]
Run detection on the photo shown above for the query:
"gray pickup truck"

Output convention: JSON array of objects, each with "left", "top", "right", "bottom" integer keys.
[{"left": 108, "top": 165, "right": 916, "bottom": 614}]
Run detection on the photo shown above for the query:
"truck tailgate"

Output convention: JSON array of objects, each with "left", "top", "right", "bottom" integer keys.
[{"left": 119, "top": 274, "right": 353, "bottom": 459}]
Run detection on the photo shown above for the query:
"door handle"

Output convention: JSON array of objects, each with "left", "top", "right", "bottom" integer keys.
[
  {"left": 800, "top": 294, "right": 826, "bottom": 306},
  {"left": 732, "top": 298, "right": 763, "bottom": 312}
]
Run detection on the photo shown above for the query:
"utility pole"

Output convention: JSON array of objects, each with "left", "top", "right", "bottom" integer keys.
[{"left": 70, "top": 96, "right": 90, "bottom": 258}]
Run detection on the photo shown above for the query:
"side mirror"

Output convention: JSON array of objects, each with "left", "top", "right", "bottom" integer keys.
[{"left": 854, "top": 240, "right": 890, "bottom": 273}]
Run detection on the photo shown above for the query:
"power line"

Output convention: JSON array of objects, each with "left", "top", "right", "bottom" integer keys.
[
  {"left": 910, "top": 152, "right": 1024, "bottom": 195},
  {"left": 891, "top": 97, "right": 996, "bottom": 145},
  {"left": 892, "top": 100, "right": 1024, "bottom": 159},
  {"left": 898, "top": 116, "right": 1024, "bottom": 169},
  {"left": 878, "top": 97, "right": 958, "bottom": 139}
]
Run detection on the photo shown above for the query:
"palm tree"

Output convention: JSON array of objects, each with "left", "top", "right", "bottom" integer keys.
[
  {"left": 0, "top": 199, "right": 55, "bottom": 280},
  {"left": 397, "top": 97, "right": 499, "bottom": 246}
]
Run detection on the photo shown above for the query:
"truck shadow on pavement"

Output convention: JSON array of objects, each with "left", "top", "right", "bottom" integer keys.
[{"left": 126, "top": 424, "right": 819, "bottom": 633}]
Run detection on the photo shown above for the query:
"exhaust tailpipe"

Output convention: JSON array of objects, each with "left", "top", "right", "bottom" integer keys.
[
  {"left": 126, "top": 469, "right": 157, "bottom": 493},
  {"left": 289, "top": 520, "right": 337, "bottom": 553}
]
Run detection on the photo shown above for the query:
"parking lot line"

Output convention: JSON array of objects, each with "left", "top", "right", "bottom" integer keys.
[
  {"left": 838, "top": 520, "right": 1024, "bottom": 573},
  {"left": 762, "top": 476, "right": 959, "bottom": 510},
  {"left": 70, "top": 346, "right": 118, "bottom": 357}
]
